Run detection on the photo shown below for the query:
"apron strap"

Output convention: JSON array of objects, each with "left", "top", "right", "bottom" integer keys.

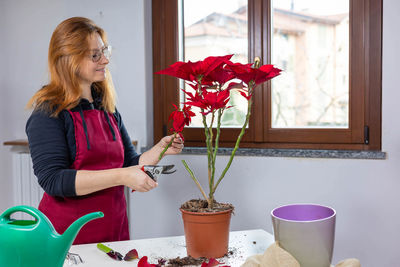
[
  {"left": 78, "top": 107, "right": 91, "bottom": 150},
  {"left": 103, "top": 110, "right": 116, "bottom": 141}
]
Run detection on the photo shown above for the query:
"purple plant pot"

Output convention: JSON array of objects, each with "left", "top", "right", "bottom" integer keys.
[{"left": 271, "top": 204, "right": 336, "bottom": 267}]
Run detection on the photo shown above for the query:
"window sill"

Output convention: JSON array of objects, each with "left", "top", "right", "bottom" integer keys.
[{"left": 180, "top": 147, "right": 386, "bottom": 160}]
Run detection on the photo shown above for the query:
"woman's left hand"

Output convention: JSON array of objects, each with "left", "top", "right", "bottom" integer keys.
[
  {"left": 139, "top": 134, "right": 185, "bottom": 165},
  {"left": 159, "top": 134, "right": 184, "bottom": 155}
]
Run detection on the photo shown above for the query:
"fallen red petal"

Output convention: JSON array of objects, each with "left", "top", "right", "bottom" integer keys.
[
  {"left": 123, "top": 248, "right": 139, "bottom": 261},
  {"left": 138, "top": 256, "right": 157, "bottom": 267},
  {"left": 201, "top": 258, "right": 222, "bottom": 267}
]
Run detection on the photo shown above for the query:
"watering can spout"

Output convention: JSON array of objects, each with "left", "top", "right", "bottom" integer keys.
[{"left": 62, "top": 211, "right": 104, "bottom": 245}]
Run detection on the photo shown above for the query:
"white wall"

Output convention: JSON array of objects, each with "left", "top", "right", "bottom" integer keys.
[
  {"left": 0, "top": 0, "right": 14, "bottom": 212},
  {"left": 1, "top": 1, "right": 399, "bottom": 266}
]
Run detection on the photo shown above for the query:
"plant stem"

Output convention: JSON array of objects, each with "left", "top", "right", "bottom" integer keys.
[
  {"left": 181, "top": 159, "right": 209, "bottom": 202},
  {"left": 158, "top": 133, "right": 176, "bottom": 160},
  {"left": 200, "top": 109, "right": 213, "bottom": 194},
  {"left": 196, "top": 81, "right": 213, "bottom": 202},
  {"left": 212, "top": 87, "right": 254, "bottom": 194},
  {"left": 210, "top": 108, "right": 223, "bottom": 192},
  {"left": 197, "top": 84, "right": 214, "bottom": 197},
  {"left": 209, "top": 85, "right": 223, "bottom": 201},
  {"left": 207, "top": 111, "right": 216, "bottom": 194}
]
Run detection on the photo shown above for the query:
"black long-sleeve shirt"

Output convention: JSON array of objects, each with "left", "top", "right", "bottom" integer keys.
[{"left": 26, "top": 99, "right": 141, "bottom": 198}]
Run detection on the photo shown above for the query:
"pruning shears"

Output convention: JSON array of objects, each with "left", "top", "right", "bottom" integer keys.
[
  {"left": 131, "top": 165, "right": 176, "bottom": 192},
  {"left": 141, "top": 164, "right": 176, "bottom": 181}
]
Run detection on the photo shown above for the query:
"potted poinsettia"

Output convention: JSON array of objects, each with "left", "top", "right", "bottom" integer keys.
[{"left": 156, "top": 55, "right": 281, "bottom": 258}]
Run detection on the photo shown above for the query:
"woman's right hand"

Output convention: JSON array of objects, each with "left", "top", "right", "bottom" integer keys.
[{"left": 123, "top": 165, "right": 158, "bottom": 192}]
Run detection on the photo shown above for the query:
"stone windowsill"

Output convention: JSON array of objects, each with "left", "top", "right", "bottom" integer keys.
[
  {"left": 179, "top": 147, "right": 386, "bottom": 160},
  {"left": 5, "top": 140, "right": 385, "bottom": 159}
]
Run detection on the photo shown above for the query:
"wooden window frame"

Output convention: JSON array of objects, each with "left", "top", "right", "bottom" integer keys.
[{"left": 152, "top": 0, "right": 382, "bottom": 150}]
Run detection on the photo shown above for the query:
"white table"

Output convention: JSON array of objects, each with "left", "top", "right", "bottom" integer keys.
[{"left": 65, "top": 229, "right": 274, "bottom": 266}]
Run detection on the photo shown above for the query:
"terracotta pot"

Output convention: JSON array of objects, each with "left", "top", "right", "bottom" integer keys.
[{"left": 180, "top": 208, "right": 232, "bottom": 258}]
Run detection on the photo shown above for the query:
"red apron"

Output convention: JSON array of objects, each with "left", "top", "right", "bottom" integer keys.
[{"left": 38, "top": 108, "right": 129, "bottom": 245}]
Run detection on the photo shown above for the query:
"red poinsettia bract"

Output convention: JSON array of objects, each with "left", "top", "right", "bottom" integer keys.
[
  {"left": 226, "top": 62, "right": 282, "bottom": 86},
  {"left": 158, "top": 104, "right": 195, "bottom": 160},
  {"left": 226, "top": 62, "right": 281, "bottom": 100},
  {"left": 155, "top": 55, "right": 233, "bottom": 84},
  {"left": 201, "top": 61, "right": 235, "bottom": 85},
  {"left": 168, "top": 104, "right": 195, "bottom": 138},
  {"left": 183, "top": 89, "right": 231, "bottom": 115}
]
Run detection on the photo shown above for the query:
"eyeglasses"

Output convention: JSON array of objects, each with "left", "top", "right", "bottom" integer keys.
[{"left": 89, "top": 45, "right": 112, "bottom": 63}]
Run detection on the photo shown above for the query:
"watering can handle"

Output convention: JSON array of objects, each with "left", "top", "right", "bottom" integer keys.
[{"left": 0, "top": 205, "right": 44, "bottom": 223}]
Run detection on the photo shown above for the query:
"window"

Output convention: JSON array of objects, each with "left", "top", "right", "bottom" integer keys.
[{"left": 152, "top": 0, "right": 382, "bottom": 150}]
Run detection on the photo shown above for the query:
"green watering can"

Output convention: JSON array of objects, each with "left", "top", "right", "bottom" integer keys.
[{"left": 0, "top": 205, "right": 104, "bottom": 267}]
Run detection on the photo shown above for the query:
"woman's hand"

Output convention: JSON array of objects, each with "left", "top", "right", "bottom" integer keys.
[
  {"left": 138, "top": 134, "right": 185, "bottom": 166},
  {"left": 159, "top": 134, "right": 184, "bottom": 156},
  {"left": 122, "top": 165, "right": 158, "bottom": 192}
]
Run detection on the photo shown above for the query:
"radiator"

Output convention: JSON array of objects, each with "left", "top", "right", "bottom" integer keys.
[{"left": 12, "top": 152, "right": 44, "bottom": 220}]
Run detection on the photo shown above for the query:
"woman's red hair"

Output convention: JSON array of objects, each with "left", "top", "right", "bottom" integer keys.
[{"left": 27, "top": 17, "right": 116, "bottom": 116}]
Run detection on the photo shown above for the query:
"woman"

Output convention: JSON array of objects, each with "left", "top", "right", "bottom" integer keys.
[{"left": 25, "top": 17, "right": 183, "bottom": 244}]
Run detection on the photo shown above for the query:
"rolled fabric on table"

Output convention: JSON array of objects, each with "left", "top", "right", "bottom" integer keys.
[
  {"left": 242, "top": 242, "right": 361, "bottom": 267},
  {"left": 335, "top": 258, "right": 361, "bottom": 267},
  {"left": 241, "top": 242, "right": 300, "bottom": 267}
]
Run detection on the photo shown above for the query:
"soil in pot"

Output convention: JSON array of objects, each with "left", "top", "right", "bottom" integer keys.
[
  {"left": 181, "top": 199, "right": 235, "bottom": 213},
  {"left": 180, "top": 199, "right": 234, "bottom": 213}
]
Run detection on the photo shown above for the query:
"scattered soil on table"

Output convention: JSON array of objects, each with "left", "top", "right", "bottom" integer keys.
[
  {"left": 160, "top": 248, "right": 238, "bottom": 266},
  {"left": 166, "top": 256, "right": 207, "bottom": 266},
  {"left": 156, "top": 258, "right": 167, "bottom": 266},
  {"left": 223, "top": 249, "right": 235, "bottom": 257},
  {"left": 252, "top": 241, "right": 256, "bottom": 244},
  {"left": 180, "top": 199, "right": 234, "bottom": 213}
]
